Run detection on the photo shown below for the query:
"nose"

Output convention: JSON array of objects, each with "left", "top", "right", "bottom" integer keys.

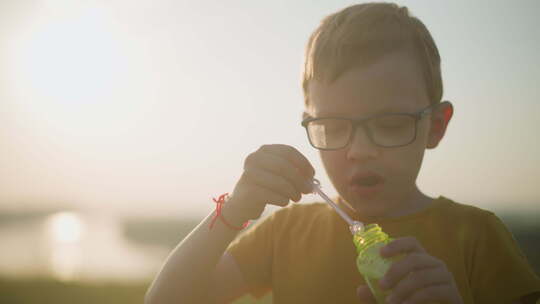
[{"left": 346, "top": 126, "right": 380, "bottom": 161}]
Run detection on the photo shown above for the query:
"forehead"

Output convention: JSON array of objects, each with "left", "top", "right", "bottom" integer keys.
[{"left": 307, "top": 51, "right": 429, "bottom": 117}]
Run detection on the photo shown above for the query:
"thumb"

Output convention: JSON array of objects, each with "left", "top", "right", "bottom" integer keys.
[{"left": 356, "top": 285, "right": 377, "bottom": 303}]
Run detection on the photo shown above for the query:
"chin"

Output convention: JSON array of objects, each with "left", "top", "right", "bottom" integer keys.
[
  {"left": 353, "top": 203, "right": 389, "bottom": 218},
  {"left": 342, "top": 189, "right": 393, "bottom": 218}
]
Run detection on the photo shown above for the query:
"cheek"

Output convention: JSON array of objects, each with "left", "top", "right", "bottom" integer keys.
[
  {"left": 388, "top": 149, "right": 423, "bottom": 175},
  {"left": 320, "top": 150, "right": 342, "bottom": 170},
  {"left": 385, "top": 140, "right": 426, "bottom": 183},
  {"left": 319, "top": 150, "right": 348, "bottom": 180}
]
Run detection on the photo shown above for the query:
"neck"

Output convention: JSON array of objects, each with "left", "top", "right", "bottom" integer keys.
[
  {"left": 338, "top": 186, "right": 434, "bottom": 222},
  {"left": 386, "top": 186, "right": 432, "bottom": 218}
]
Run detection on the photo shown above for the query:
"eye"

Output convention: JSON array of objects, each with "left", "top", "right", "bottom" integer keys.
[
  {"left": 326, "top": 124, "right": 346, "bottom": 132},
  {"left": 327, "top": 120, "right": 351, "bottom": 132},
  {"left": 308, "top": 119, "right": 351, "bottom": 138}
]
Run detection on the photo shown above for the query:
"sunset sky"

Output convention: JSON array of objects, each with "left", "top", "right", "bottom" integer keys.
[{"left": 1, "top": 0, "right": 539, "bottom": 218}]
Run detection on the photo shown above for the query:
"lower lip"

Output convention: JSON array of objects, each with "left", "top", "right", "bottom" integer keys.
[{"left": 349, "top": 182, "right": 384, "bottom": 198}]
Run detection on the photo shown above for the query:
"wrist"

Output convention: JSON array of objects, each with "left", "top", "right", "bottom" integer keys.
[
  {"left": 208, "top": 193, "right": 251, "bottom": 231},
  {"left": 220, "top": 203, "right": 251, "bottom": 227}
]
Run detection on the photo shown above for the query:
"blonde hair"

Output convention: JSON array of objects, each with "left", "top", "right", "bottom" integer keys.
[{"left": 302, "top": 2, "right": 442, "bottom": 105}]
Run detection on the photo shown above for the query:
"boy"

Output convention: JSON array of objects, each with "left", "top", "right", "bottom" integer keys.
[{"left": 145, "top": 3, "right": 540, "bottom": 303}]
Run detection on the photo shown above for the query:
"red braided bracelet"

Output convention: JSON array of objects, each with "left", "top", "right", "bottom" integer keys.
[{"left": 209, "top": 193, "right": 250, "bottom": 230}]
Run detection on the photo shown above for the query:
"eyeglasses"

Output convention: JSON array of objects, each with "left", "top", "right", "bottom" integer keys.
[{"left": 301, "top": 102, "right": 443, "bottom": 150}]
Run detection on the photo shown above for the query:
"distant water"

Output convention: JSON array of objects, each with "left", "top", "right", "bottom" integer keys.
[{"left": 0, "top": 211, "right": 170, "bottom": 282}]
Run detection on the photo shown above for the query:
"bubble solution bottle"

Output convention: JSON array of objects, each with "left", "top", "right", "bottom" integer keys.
[
  {"left": 308, "top": 179, "right": 397, "bottom": 304},
  {"left": 352, "top": 223, "right": 396, "bottom": 304}
]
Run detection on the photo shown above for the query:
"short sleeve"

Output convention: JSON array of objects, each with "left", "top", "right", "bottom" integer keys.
[
  {"left": 470, "top": 212, "right": 540, "bottom": 303},
  {"left": 225, "top": 212, "right": 275, "bottom": 296}
]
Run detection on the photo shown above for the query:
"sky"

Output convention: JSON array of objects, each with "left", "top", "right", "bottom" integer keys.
[{"left": 1, "top": 0, "right": 539, "bottom": 218}]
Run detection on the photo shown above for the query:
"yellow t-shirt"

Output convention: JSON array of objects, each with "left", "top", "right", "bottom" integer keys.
[{"left": 226, "top": 196, "right": 540, "bottom": 303}]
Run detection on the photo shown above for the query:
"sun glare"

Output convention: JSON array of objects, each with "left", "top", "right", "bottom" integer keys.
[
  {"left": 8, "top": 4, "right": 133, "bottom": 138},
  {"left": 47, "top": 211, "right": 85, "bottom": 243},
  {"left": 45, "top": 211, "right": 85, "bottom": 281}
]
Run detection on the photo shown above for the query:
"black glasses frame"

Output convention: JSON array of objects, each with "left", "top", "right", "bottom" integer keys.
[{"left": 301, "top": 101, "right": 447, "bottom": 150}]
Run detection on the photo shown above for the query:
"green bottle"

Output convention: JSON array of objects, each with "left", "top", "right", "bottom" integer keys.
[
  {"left": 353, "top": 223, "right": 396, "bottom": 304},
  {"left": 307, "top": 179, "right": 398, "bottom": 303}
]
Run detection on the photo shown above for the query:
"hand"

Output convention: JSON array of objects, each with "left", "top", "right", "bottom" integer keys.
[
  {"left": 223, "top": 144, "right": 315, "bottom": 224},
  {"left": 356, "top": 285, "right": 377, "bottom": 303},
  {"left": 371, "top": 236, "right": 463, "bottom": 304}
]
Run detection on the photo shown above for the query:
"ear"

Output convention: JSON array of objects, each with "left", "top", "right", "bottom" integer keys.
[{"left": 427, "top": 101, "right": 453, "bottom": 149}]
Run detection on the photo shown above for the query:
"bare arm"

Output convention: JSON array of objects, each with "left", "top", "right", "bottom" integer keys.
[
  {"left": 213, "top": 251, "right": 250, "bottom": 303},
  {"left": 145, "top": 144, "right": 315, "bottom": 304},
  {"left": 145, "top": 206, "right": 249, "bottom": 304}
]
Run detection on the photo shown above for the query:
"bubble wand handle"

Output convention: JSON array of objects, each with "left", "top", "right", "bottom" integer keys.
[{"left": 310, "top": 179, "right": 364, "bottom": 234}]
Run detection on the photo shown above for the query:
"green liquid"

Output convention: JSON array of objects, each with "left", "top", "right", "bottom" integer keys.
[
  {"left": 353, "top": 224, "right": 394, "bottom": 304},
  {"left": 364, "top": 276, "right": 391, "bottom": 303}
]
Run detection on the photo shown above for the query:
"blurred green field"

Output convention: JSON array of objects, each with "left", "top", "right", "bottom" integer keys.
[
  {"left": 0, "top": 278, "right": 149, "bottom": 304},
  {"left": 0, "top": 277, "right": 276, "bottom": 304}
]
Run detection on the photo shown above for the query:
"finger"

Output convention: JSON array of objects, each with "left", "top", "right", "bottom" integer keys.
[
  {"left": 259, "top": 144, "right": 315, "bottom": 179},
  {"left": 227, "top": 185, "right": 285, "bottom": 220},
  {"left": 247, "top": 182, "right": 291, "bottom": 207},
  {"left": 386, "top": 267, "right": 450, "bottom": 304},
  {"left": 247, "top": 150, "right": 313, "bottom": 194},
  {"left": 243, "top": 167, "right": 301, "bottom": 203},
  {"left": 400, "top": 284, "right": 455, "bottom": 304},
  {"left": 380, "top": 253, "right": 443, "bottom": 290},
  {"left": 380, "top": 236, "right": 425, "bottom": 258},
  {"left": 233, "top": 172, "right": 291, "bottom": 210},
  {"left": 356, "top": 285, "right": 377, "bottom": 303}
]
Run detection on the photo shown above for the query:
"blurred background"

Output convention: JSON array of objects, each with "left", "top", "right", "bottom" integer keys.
[{"left": 1, "top": 0, "right": 538, "bottom": 303}]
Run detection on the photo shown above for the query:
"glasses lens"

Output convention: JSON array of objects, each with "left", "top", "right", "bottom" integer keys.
[
  {"left": 368, "top": 114, "right": 416, "bottom": 147},
  {"left": 307, "top": 119, "right": 352, "bottom": 149}
]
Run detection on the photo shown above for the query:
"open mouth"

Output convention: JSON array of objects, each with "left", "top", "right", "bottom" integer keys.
[
  {"left": 354, "top": 175, "right": 381, "bottom": 187},
  {"left": 349, "top": 173, "right": 385, "bottom": 198},
  {"left": 352, "top": 175, "right": 384, "bottom": 187}
]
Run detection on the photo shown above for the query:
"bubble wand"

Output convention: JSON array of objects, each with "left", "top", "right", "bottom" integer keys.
[
  {"left": 309, "top": 178, "right": 397, "bottom": 304},
  {"left": 309, "top": 179, "right": 364, "bottom": 234}
]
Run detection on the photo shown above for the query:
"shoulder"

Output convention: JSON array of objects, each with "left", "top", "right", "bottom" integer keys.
[
  {"left": 270, "top": 202, "right": 334, "bottom": 225},
  {"left": 435, "top": 197, "right": 525, "bottom": 256},
  {"left": 434, "top": 196, "right": 500, "bottom": 225},
  {"left": 443, "top": 198, "right": 540, "bottom": 303},
  {"left": 229, "top": 202, "right": 337, "bottom": 251},
  {"left": 430, "top": 196, "right": 512, "bottom": 246},
  {"left": 273, "top": 201, "right": 332, "bottom": 218},
  {"left": 237, "top": 202, "right": 333, "bottom": 235}
]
